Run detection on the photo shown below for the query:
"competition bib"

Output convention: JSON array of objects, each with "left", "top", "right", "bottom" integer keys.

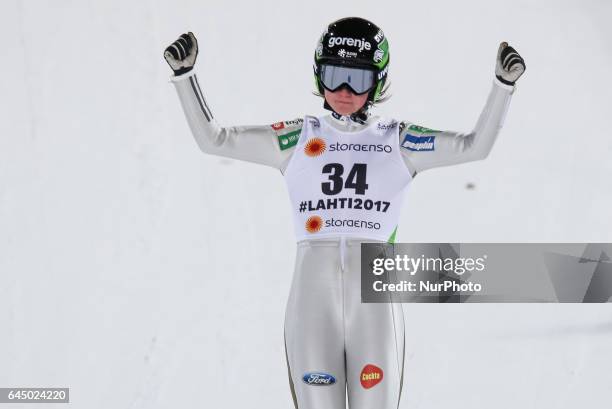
[{"left": 283, "top": 115, "right": 412, "bottom": 242}]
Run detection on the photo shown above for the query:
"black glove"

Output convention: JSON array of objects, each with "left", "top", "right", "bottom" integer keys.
[
  {"left": 495, "top": 42, "right": 526, "bottom": 86},
  {"left": 164, "top": 32, "right": 198, "bottom": 76}
]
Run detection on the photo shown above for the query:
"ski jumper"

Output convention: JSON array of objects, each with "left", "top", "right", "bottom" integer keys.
[{"left": 171, "top": 70, "right": 514, "bottom": 409}]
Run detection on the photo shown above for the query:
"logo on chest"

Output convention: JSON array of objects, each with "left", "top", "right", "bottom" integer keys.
[
  {"left": 304, "top": 138, "right": 327, "bottom": 157},
  {"left": 376, "top": 120, "right": 397, "bottom": 131},
  {"left": 303, "top": 136, "right": 393, "bottom": 157}
]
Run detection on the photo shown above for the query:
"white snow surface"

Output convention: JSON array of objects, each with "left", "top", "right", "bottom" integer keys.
[{"left": 1, "top": 0, "right": 611, "bottom": 408}]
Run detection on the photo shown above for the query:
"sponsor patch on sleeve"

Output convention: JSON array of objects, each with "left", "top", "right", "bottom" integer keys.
[
  {"left": 271, "top": 122, "right": 285, "bottom": 131},
  {"left": 277, "top": 129, "right": 301, "bottom": 150},
  {"left": 407, "top": 124, "right": 440, "bottom": 134},
  {"left": 272, "top": 118, "right": 304, "bottom": 151},
  {"left": 283, "top": 118, "right": 304, "bottom": 127},
  {"left": 401, "top": 133, "right": 435, "bottom": 152}
]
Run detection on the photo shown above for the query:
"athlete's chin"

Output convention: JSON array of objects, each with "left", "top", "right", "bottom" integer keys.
[{"left": 332, "top": 102, "right": 357, "bottom": 116}]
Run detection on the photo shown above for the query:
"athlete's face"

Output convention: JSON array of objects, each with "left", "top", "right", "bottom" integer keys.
[{"left": 324, "top": 88, "right": 369, "bottom": 116}]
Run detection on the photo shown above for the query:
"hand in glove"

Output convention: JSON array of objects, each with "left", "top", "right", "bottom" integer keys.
[
  {"left": 495, "top": 42, "right": 526, "bottom": 86},
  {"left": 164, "top": 32, "right": 198, "bottom": 76}
]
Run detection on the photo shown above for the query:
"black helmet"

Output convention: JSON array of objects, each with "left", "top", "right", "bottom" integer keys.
[{"left": 314, "top": 17, "right": 390, "bottom": 103}]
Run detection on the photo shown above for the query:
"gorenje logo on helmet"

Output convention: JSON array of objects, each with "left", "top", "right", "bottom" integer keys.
[{"left": 327, "top": 37, "right": 372, "bottom": 52}]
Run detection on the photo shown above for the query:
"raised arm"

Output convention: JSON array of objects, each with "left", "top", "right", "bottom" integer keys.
[
  {"left": 164, "top": 32, "right": 299, "bottom": 171},
  {"left": 398, "top": 42, "right": 526, "bottom": 175}
]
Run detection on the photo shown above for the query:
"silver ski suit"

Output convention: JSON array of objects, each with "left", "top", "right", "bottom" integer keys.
[{"left": 171, "top": 71, "right": 515, "bottom": 409}]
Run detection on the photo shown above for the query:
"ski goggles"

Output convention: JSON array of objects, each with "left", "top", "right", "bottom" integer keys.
[{"left": 318, "top": 64, "right": 376, "bottom": 95}]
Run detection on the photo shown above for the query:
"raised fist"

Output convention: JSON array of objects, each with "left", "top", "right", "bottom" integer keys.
[
  {"left": 495, "top": 42, "right": 526, "bottom": 86},
  {"left": 164, "top": 32, "right": 198, "bottom": 76}
]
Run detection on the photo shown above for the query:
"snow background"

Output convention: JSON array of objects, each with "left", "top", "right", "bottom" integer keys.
[{"left": 1, "top": 0, "right": 611, "bottom": 408}]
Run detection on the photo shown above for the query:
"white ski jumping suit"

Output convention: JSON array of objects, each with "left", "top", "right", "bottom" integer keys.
[{"left": 171, "top": 71, "right": 514, "bottom": 409}]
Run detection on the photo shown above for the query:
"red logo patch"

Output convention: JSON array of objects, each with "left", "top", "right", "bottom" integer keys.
[
  {"left": 271, "top": 122, "right": 285, "bottom": 131},
  {"left": 304, "top": 137, "right": 326, "bottom": 157},
  {"left": 305, "top": 215, "right": 323, "bottom": 233},
  {"left": 360, "top": 364, "right": 383, "bottom": 389}
]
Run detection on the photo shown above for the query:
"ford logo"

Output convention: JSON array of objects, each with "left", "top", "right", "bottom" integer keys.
[{"left": 302, "top": 372, "right": 336, "bottom": 386}]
